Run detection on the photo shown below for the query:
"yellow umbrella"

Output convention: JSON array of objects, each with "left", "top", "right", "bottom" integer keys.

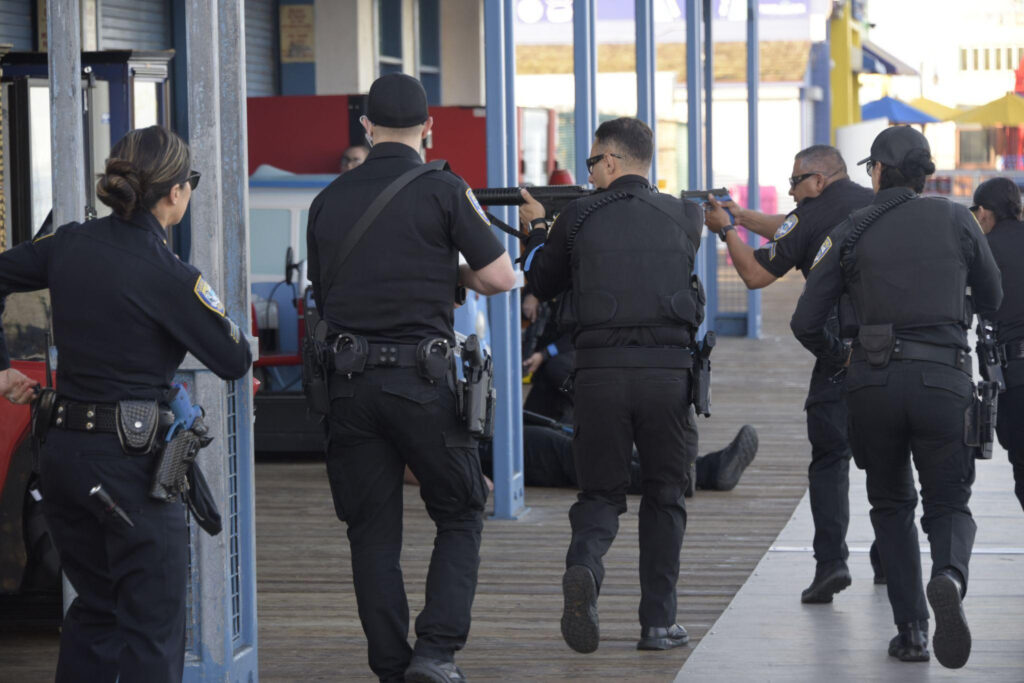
[
  {"left": 953, "top": 92, "right": 1024, "bottom": 126},
  {"left": 908, "top": 97, "right": 959, "bottom": 122}
]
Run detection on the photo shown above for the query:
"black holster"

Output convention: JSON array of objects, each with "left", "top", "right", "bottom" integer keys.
[
  {"left": 115, "top": 400, "right": 161, "bottom": 454},
  {"left": 31, "top": 387, "right": 57, "bottom": 446},
  {"left": 690, "top": 331, "right": 716, "bottom": 417},
  {"left": 458, "top": 334, "right": 495, "bottom": 439},
  {"left": 966, "top": 380, "right": 999, "bottom": 460},
  {"left": 150, "top": 415, "right": 213, "bottom": 502},
  {"left": 301, "top": 311, "right": 333, "bottom": 418},
  {"left": 858, "top": 323, "right": 895, "bottom": 367}
]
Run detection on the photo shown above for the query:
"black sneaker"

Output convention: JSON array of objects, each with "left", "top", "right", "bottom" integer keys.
[
  {"left": 709, "top": 425, "right": 758, "bottom": 491},
  {"left": 561, "top": 565, "right": 599, "bottom": 653},
  {"left": 637, "top": 624, "right": 690, "bottom": 651},
  {"left": 888, "top": 621, "right": 929, "bottom": 662},
  {"left": 800, "top": 560, "right": 852, "bottom": 603},
  {"left": 405, "top": 656, "right": 467, "bottom": 683},
  {"left": 927, "top": 571, "right": 971, "bottom": 669}
]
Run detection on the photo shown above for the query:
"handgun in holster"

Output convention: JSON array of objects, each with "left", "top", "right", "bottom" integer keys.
[
  {"left": 975, "top": 318, "right": 1006, "bottom": 391},
  {"left": 150, "top": 383, "right": 213, "bottom": 502},
  {"left": 458, "top": 334, "right": 496, "bottom": 439},
  {"left": 690, "top": 331, "right": 716, "bottom": 418},
  {"left": 301, "top": 307, "right": 333, "bottom": 418},
  {"left": 965, "top": 380, "right": 999, "bottom": 460}
]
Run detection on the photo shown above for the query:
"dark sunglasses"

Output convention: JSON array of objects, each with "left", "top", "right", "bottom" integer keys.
[
  {"left": 186, "top": 170, "right": 201, "bottom": 190},
  {"left": 788, "top": 172, "right": 821, "bottom": 189},
  {"left": 585, "top": 152, "right": 623, "bottom": 173},
  {"left": 865, "top": 160, "right": 876, "bottom": 176},
  {"left": 969, "top": 205, "right": 980, "bottom": 213}
]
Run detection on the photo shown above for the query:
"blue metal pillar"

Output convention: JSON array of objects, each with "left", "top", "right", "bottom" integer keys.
[
  {"left": 635, "top": 0, "right": 656, "bottom": 181},
  {"left": 573, "top": 0, "right": 597, "bottom": 182},
  {"left": 484, "top": 0, "right": 526, "bottom": 520},
  {"left": 699, "top": 0, "right": 718, "bottom": 333},
  {"left": 746, "top": 0, "right": 762, "bottom": 339},
  {"left": 182, "top": 0, "right": 259, "bottom": 678},
  {"left": 686, "top": 0, "right": 711, "bottom": 328}
]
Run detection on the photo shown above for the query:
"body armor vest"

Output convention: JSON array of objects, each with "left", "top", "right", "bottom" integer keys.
[
  {"left": 845, "top": 197, "right": 968, "bottom": 331},
  {"left": 568, "top": 191, "right": 700, "bottom": 334}
]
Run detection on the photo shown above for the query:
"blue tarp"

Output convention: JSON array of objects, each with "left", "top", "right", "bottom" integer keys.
[{"left": 861, "top": 96, "right": 939, "bottom": 124}]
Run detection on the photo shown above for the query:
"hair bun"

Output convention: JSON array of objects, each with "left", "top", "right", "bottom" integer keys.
[
  {"left": 97, "top": 158, "right": 143, "bottom": 218},
  {"left": 902, "top": 148, "right": 935, "bottom": 176}
]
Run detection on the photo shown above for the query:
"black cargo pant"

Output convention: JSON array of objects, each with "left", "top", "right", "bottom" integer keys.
[
  {"left": 997, "top": 361, "right": 1024, "bottom": 511},
  {"left": 567, "top": 366, "right": 691, "bottom": 629},
  {"left": 326, "top": 367, "right": 487, "bottom": 683},
  {"left": 38, "top": 429, "right": 188, "bottom": 683},
  {"left": 805, "top": 361, "right": 852, "bottom": 565},
  {"left": 845, "top": 360, "right": 977, "bottom": 625}
]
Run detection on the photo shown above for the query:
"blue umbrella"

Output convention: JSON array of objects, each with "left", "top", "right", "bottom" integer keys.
[{"left": 861, "top": 96, "right": 939, "bottom": 124}]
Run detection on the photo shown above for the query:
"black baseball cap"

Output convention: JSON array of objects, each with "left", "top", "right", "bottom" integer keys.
[
  {"left": 972, "top": 177, "right": 1023, "bottom": 218},
  {"left": 365, "top": 73, "right": 429, "bottom": 128},
  {"left": 857, "top": 125, "right": 931, "bottom": 169}
]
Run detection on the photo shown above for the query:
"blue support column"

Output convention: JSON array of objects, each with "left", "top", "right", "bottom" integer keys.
[
  {"left": 635, "top": 0, "right": 656, "bottom": 181},
  {"left": 484, "top": 0, "right": 526, "bottom": 520},
  {"left": 746, "top": 0, "right": 762, "bottom": 339},
  {"left": 573, "top": 0, "right": 597, "bottom": 182},
  {"left": 686, "top": 0, "right": 711, "bottom": 333},
  {"left": 699, "top": 0, "right": 718, "bottom": 333}
]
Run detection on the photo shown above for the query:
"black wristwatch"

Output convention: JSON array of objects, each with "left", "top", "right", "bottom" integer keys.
[
  {"left": 530, "top": 217, "right": 550, "bottom": 231},
  {"left": 718, "top": 223, "right": 736, "bottom": 243}
]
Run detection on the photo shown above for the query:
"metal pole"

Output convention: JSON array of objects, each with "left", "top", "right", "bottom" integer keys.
[
  {"left": 700, "top": 0, "right": 718, "bottom": 334},
  {"left": 48, "top": 0, "right": 85, "bottom": 230},
  {"left": 573, "top": 0, "right": 596, "bottom": 182},
  {"left": 184, "top": 0, "right": 259, "bottom": 678},
  {"left": 746, "top": 0, "right": 762, "bottom": 339},
  {"left": 686, "top": 0, "right": 710, "bottom": 336},
  {"left": 635, "top": 0, "right": 656, "bottom": 182},
  {"left": 48, "top": 0, "right": 86, "bottom": 616},
  {"left": 484, "top": 0, "right": 526, "bottom": 520}
]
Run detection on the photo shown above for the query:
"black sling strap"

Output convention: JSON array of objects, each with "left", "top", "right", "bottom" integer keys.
[{"left": 319, "top": 158, "right": 447, "bottom": 296}]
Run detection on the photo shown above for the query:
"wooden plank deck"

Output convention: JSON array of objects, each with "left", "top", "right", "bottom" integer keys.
[{"left": 0, "top": 273, "right": 820, "bottom": 681}]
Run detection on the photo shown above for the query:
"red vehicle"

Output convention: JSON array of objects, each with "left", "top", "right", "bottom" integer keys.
[{"left": 0, "top": 292, "right": 61, "bottom": 628}]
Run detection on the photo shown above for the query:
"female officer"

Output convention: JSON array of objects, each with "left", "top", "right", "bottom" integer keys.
[{"left": 0, "top": 125, "right": 251, "bottom": 682}]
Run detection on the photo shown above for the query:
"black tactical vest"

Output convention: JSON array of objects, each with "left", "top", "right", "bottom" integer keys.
[
  {"left": 568, "top": 190, "right": 701, "bottom": 334},
  {"left": 845, "top": 196, "right": 968, "bottom": 331}
]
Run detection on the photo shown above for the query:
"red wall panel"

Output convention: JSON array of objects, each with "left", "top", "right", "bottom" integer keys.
[{"left": 246, "top": 95, "right": 352, "bottom": 174}]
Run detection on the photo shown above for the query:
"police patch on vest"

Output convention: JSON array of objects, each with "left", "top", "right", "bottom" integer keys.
[
  {"left": 774, "top": 214, "right": 798, "bottom": 240},
  {"left": 811, "top": 236, "right": 832, "bottom": 269},
  {"left": 466, "top": 188, "right": 491, "bottom": 225},
  {"left": 194, "top": 276, "right": 226, "bottom": 317}
]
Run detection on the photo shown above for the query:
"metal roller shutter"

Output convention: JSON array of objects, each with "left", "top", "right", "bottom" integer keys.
[
  {"left": 245, "top": 0, "right": 278, "bottom": 97},
  {"left": 100, "top": 0, "right": 171, "bottom": 51},
  {"left": 0, "top": 0, "right": 34, "bottom": 51}
]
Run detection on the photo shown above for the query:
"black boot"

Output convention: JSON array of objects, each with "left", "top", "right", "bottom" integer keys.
[
  {"left": 637, "top": 624, "right": 690, "bottom": 651},
  {"left": 405, "top": 656, "right": 468, "bottom": 683},
  {"left": 800, "top": 560, "right": 851, "bottom": 603},
  {"left": 561, "top": 565, "right": 600, "bottom": 654},
  {"left": 869, "top": 541, "right": 886, "bottom": 585},
  {"left": 700, "top": 425, "right": 758, "bottom": 492},
  {"left": 927, "top": 569, "right": 971, "bottom": 669},
  {"left": 888, "top": 620, "right": 929, "bottom": 662}
]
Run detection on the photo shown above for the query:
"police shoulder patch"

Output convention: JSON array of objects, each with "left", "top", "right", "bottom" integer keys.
[
  {"left": 774, "top": 213, "right": 799, "bottom": 240},
  {"left": 194, "top": 275, "right": 226, "bottom": 317},
  {"left": 811, "top": 236, "right": 832, "bottom": 270},
  {"left": 466, "top": 188, "right": 491, "bottom": 226}
]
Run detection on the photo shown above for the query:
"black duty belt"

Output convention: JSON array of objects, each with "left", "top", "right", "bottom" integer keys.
[
  {"left": 366, "top": 342, "right": 419, "bottom": 368},
  {"left": 852, "top": 339, "right": 971, "bottom": 374},
  {"left": 575, "top": 346, "right": 693, "bottom": 370},
  {"left": 51, "top": 399, "right": 119, "bottom": 433},
  {"left": 1002, "top": 341, "right": 1024, "bottom": 362}
]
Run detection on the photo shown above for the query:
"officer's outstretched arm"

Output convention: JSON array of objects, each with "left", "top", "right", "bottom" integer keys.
[
  {"left": 460, "top": 253, "right": 516, "bottom": 295},
  {"left": 721, "top": 231, "right": 778, "bottom": 290}
]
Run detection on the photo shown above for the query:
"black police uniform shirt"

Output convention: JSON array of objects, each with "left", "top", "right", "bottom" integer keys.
[
  {"left": 791, "top": 188, "right": 1002, "bottom": 366},
  {"left": 0, "top": 212, "right": 252, "bottom": 402},
  {"left": 752, "top": 177, "right": 874, "bottom": 279},
  {"left": 524, "top": 174, "right": 702, "bottom": 350},
  {"left": 985, "top": 217, "right": 1024, "bottom": 344},
  {"left": 306, "top": 142, "right": 505, "bottom": 344}
]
